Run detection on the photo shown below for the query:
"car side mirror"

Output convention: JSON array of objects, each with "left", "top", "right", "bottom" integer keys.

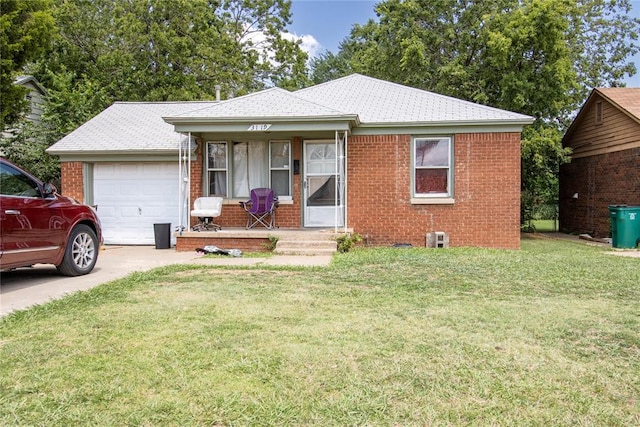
[{"left": 43, "top": 182, "right": 58, "bottom": 197}]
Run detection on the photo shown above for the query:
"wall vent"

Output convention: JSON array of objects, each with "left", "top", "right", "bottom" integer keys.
[{"left": 426, "top": 232, "right": 449, "bottom": 248}]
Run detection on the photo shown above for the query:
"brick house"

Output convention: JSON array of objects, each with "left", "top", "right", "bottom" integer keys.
[
  {"left": 559, "top": 88, "right": 640, "bottom": 237},
  {"left": 48, "top": 74, "right": 533, "bottom": 249}
]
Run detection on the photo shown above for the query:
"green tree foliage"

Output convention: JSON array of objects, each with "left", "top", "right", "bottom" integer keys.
[
  {"left": 0, "top": 121, "right": 61, "bottom": 184},
  {"left": 35, "top": 0, "right": 309, "bottom": 117},
  {"left": 309, "top": 49, "right": 353, "bottom": 85},
  {"left": 311, "top": 0, "right": 639, "bottom": 224},
  {"left": 2, "top": 0, "right": 308, "bottom": 180},
  {"left": 0, "top": 0, "right": 55, "bottom": 130}
]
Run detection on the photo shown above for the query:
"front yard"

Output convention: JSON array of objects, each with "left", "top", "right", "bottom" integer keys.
[{"left": 1, "top": 236, "right": 638, "bottom": 425}]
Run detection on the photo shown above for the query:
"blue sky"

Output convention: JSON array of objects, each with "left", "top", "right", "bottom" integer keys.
[{"left": 287, "top": 0, "right": 640, "bottom": 87}]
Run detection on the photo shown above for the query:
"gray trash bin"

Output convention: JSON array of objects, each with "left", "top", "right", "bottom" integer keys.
[{"left": 153, "top": 223, "right": 171, "bottom": 249}]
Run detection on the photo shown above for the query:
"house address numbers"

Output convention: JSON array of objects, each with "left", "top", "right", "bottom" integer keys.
[{"left": 248, "top": 124, "right": 272, "bottom": 131}]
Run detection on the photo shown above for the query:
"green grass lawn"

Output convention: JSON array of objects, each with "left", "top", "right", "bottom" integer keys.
[
  {"left": 530, "top": 219, "right": 559, "bottom": 232},
  {"left": 1, "top": 236, "right": 638, "bottom": 426}
]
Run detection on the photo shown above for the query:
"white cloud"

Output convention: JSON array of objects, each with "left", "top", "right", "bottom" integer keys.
[
  {"left": 241, "top": 25, "right": 323, "bottom": 63},
  {"left": 282, "top": 32, "right": 322, "bottom": 59}
]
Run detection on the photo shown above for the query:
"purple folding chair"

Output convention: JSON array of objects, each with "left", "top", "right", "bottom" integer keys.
[{"left": 239, "top": 188, "right": 278, "bottom": 229}]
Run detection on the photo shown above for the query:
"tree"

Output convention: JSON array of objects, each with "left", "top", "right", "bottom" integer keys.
[
  {"left": 310, "top": 0, "right": 640, "bottom": 225},
  {"left": 308, "top": 49, "right": 353, "bottom": 85},
  {"left": 0, "top": 121, "right": 61, "bottom": 184},
  {"left": 0, "top": 0, "right": 55, "bottom": 131},
  {"left": 4, "top": 0, "right": 309, "bottom": 182},
  {"left": 34, "top": 0, "right": 309, "bottom": 106}
]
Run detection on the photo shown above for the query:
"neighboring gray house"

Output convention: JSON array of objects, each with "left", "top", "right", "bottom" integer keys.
[
  {"left": 14, "top": 75, "right": 48, "bottom": 125},
  {"left": 1, "top": 75, "right": 49, "bottom": 148}
]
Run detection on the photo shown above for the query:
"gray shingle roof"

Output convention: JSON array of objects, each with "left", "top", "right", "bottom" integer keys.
[
  {"left": 168, "top": 87, "right": 351, "bottom": 120},
  {"left": 294, "top": 74, "right": 532, "bottom": 124},
  {"left": 48, "top": 74, "right": 533, "bottom": 154},
  {"left": 48, "top": 102, "right": 218, "bottom": 153}
]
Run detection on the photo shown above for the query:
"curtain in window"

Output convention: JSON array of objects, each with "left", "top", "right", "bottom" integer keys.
[
  {"left": 208, "top": 143, "right": 227, "bottom": 196},
  {"left": 233, "top": 141, "right": 268, "bottom": 198}
]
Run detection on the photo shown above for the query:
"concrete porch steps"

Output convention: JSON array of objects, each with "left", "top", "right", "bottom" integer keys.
[{"left": 274, "top": 239, "right": 338, "bottom": 256}]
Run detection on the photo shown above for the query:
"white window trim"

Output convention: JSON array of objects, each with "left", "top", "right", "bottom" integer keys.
[
  {"left": 269, "top": 140, "right": 292, "bottom": 201},
  {"left": 411, "top": 136, "right": 454, "bottom": 201},
  {"left": 410, "top": 197, "right": 455, "bottom": 205},
  {"left": 206, "top": 141, "right": 229, "bottom": 197}
]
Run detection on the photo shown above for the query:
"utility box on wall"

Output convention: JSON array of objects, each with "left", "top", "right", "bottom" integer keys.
[{"left": 426, "top": 232, "right": 449, "bottom": 248}]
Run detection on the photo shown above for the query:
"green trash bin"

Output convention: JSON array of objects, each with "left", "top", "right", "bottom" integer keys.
[{"left": 608, "top": 206, "right": 640, "bottom": 249}]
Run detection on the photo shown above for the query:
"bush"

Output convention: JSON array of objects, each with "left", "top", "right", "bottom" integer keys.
[{"left": 336, "top": 232, "right": 362, "bottom": 253}]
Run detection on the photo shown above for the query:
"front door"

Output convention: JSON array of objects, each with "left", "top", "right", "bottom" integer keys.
[{"left": 303, "top": 140, "right": 344, "bottom": 227}]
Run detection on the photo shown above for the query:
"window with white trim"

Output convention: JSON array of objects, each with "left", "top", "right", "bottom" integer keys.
[
  {"left": 207, "top": 141, "right": 227, "bottom": 196},
  {"left": 413, "top": 137, "right": 453, "bottom": 198},
  {"left": 206, "top": 140, "right": 291, "bottom": 199}
]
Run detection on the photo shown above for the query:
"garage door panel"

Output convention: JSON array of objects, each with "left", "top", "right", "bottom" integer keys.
[
  {"left": 94, "top": 162, "right": 179, "bottom": 245},
  {"left": 120, "top": 184, "right": 141, "bottom": 196}
]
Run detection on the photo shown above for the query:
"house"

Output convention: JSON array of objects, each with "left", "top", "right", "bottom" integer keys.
[
  {"left": 48, "top": 74, "right": 533, "bottom": 249},
  {"left": 14, "top": 75, "right": 48, "bottom": 125},
  {"left": 2, "top": 75, "right": 48, "bottom": 141},
  {"left": 559, "top": 88, "right": 640, "bottom": 238}
]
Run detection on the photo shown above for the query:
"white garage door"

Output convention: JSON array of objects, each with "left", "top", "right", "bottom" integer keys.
[{"left": 94, "top": 162, "right": 179, "bottom": 245}]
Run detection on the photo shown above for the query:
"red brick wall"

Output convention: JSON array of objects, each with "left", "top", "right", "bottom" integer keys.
[
  {"left": 559, "top": 147, "right": 640, "bottom": 237},
  {"left": 61, "top": 132, "right": 523, "bottom": 249},
  {"left": 60, "top": 162, "right": 84, "bottom": 202},
  {"left": 347, "top": 132, "right": 522, "bottom": 249}
]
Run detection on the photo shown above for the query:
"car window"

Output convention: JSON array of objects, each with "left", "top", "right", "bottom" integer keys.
[{"left": 0, "top": 163, "right": 41, "bottom": 197}]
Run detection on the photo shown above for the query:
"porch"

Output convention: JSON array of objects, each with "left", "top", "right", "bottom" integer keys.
[{"left": 174, "top": 227, "right": 353, "bottom": 255}]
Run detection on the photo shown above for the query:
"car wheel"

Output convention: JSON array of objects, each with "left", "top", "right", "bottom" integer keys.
[{"left": 57, "top": 224, "right": 99, "bottom": 276}]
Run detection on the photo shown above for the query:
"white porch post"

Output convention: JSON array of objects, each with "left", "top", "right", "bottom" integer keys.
[
  {"left": 334, "top": 130, "right": 348, "bottom": 233},
  {"left": 177, "top": 132, "right": 193, "bottom": 234},
  {"left": 178, "top": 133, "right": 183, "bottom": 233},
  {"left": 343, "top": 130, "right": 348, "bottom": 234},
  {"left": 334, "top": 131, "right": 338, "bottom": 232}
]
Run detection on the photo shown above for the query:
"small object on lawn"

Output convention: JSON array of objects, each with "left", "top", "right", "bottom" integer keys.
[
  {"left": 195, "top": 246, "right": 242, "bottom": 257},
  {"left": 392, "top": 243, "right": 413, "bottom": 248}
]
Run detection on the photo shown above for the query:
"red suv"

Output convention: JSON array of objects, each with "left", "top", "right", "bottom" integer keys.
[{"left": 0, "top": 158, "right": 102, "bottom": 276}]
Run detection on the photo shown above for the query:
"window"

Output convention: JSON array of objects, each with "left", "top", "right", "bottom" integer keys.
[
  {"left": 413, "top": 137, "right": 452, "bottom": 198},
  {"left": 0, "top": 162, "right": 41, "bottom": 197},
  {"left": 207, "top": 142, "right": 227, "bottom": 196},
  {"left": 595, "top": 101, "right": 603, "bottom": 125},
  {"left": 269, "top": 141, "right": 291, "bottom": 198},
  {"left": 206, "top": 140, "right": 291, "bottom": 198}
]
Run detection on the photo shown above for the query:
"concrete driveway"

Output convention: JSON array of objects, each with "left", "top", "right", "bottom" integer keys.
[{"left": 1, "top": 246, "right": 332, "bottom": 317}]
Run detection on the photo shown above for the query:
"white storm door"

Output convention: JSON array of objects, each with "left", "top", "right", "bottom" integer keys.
[
  {"left": 94, "top": 162, "right": 178, "bottom": 245},
  {"left": 303, "top": 141, "right": 344, "bottom": 227}
]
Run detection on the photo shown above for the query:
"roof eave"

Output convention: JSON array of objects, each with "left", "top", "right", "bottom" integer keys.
[
  {"left": 46, "top": 148, "right": 177, "bottom": 156},
  {"left": 163, "top": 114, "right": 360, "bottom": 125},
  {"left": 359, "top": 118, "right": 535, "bottom": 128}
]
